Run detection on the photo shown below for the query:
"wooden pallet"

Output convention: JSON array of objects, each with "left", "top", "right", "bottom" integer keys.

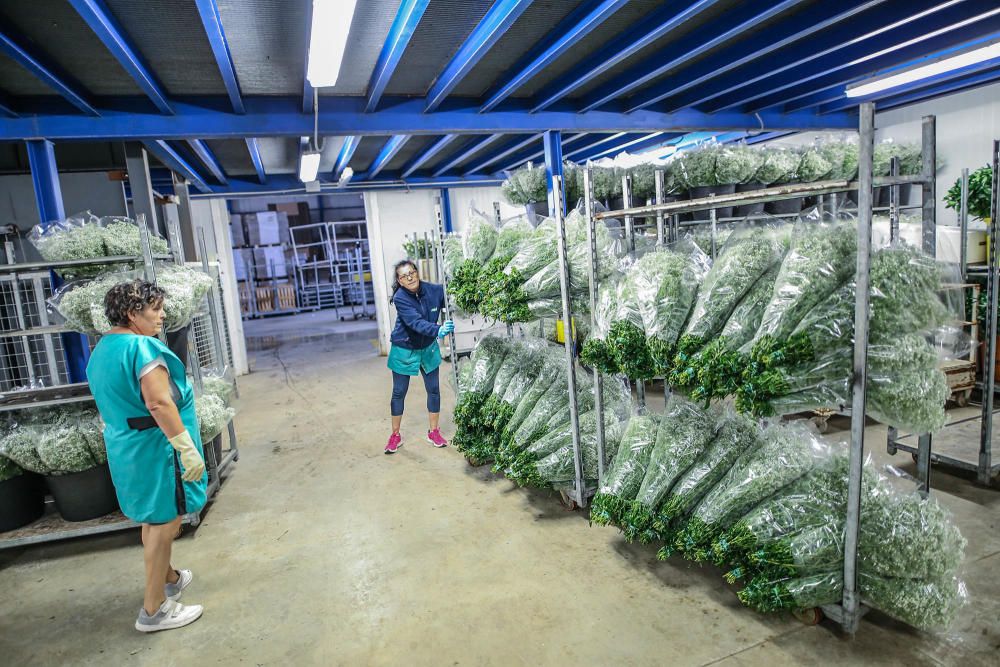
[{"left": 941, "top": 359, "right": 976, "bottom": 407}]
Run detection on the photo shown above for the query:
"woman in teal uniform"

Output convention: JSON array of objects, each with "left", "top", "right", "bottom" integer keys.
[
  {"left": 86, "top": 280, "right": 207, "bottom": 633},
  {"left": 385, "top": 260, "right": 453, "bottom": 454}
]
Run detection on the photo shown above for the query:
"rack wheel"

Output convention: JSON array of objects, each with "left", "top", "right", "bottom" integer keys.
[
  {"left": 558, "top": 490, "right": 578, "bottom": 511},
  {"left": 793, "top": 608, "right": 823, "bottom": 626}
]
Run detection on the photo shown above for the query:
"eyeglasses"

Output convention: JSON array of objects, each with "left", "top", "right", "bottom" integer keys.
[{"left": 398, "top": 271, "right": 418, "bottom": 280}]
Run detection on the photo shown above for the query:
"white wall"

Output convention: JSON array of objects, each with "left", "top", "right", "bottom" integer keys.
[
  {"left": 364, "top": 185, "right": 513, "bottom": 355},
  {"left": 0, "top": 171, "right": 128, "bottom": 231}
]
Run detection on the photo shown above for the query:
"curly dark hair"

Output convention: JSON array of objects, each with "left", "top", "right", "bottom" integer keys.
[{"left": 104, "top": 279, "right": 166, "bottom": 328}]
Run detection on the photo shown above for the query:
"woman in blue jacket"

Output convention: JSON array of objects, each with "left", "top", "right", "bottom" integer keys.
[{"left": 385, "top": 259, "right": 454, "bottom": 454}]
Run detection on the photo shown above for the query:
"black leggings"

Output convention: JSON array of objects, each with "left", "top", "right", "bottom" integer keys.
[{"left": 391, "top": 368, "right": 440, "bottom": 417}]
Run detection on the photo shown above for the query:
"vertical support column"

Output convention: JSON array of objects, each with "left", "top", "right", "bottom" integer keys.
[
  {"left": 26, "top": 139, "right": 89, "bottom": 383},
  {"left": 171, "top": 172, "right": 197, "bottom": 262},
  {"left": 980, "top": 140, "right": 1000, "bottom": 486},
  {"left": 584, "top": 166, "right": 606, "bottom": 483},
  {"left": 622, "top": 172, "right": 645, "bottom": 409},
  {"left": 841, "top": 102, "right": 876, "bottom": 635},
  {"left": 886, "top": 157, "right": 901, "bottom": 459},
  {"left": 916, "top": 116, "right": 937, "bottom": 492},
  {"left": 440, "top": 188, "right": 453, "bottom": 233},
  {"left": 655, "top": 170, "right": 666, "bottom": 246},
  {"left": 553, "top": 176, "right": 585, "bottom": 507},
  {"left": 543, "top": 131, "right": 565, "bottom": 218},
  {"left": 434, "top": 199, "right": 460, "bottom": 398},
  {"left": 125, "top": 143, "right": 160, "bottom": 237},
  {"left": 960, "top": 168, "right": 970, "bottom": 281}
]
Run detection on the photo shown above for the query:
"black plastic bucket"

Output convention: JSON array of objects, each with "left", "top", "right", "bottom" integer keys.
[
  {"left": 734, "top": 183, "right": 766, "bottom": 217},
  {"left": 46, "top": 464, "right": 119, "bottom": 522},
  {"left": 0, "top": 472, "right": 45, "bottom": 532},
  {"left": 765, "top": 196, "right": 805, "bottom": 215}
]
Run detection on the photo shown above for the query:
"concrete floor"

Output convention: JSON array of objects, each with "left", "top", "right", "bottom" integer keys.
[{"left": 2, "top": 324, "right": 1000, "bottom": 666}]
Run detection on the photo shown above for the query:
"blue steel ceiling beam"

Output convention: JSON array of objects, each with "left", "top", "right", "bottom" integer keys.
[
  {"left": 432, "top": 134, "right": 505, "bottom": 177},
  {"left": 194, "top": 0, "right": 244, "bottom": 114},
  {"left": 401, "top": 135, "right": 460, "bottom": 178},
  {"left": 704, "top": 0, "right": 1000, "bottom": 112},
  {"left": 480, "top": 0, "right": 630, "bottom": 112},
  {"left": 817, "top": 52, "right": 1000, "bottom": 114},
  {"left": 0, "top": 97, "right": 856, "bottom": 141},
  {"left": 368, "top": 135, "right": 410, "bottom": 179},
  {"left": 580, "top": 0, "right": 809, "bottom": 113},
  {"left": 462, "top": 134, "right": 540, "bottom": 175},
  {"left": 186, "top": 139, "right": 228, "bottom": 185},
  {"left": 193, "top": 173, "right": 504, "bottom": 196},
  {"left": 0, "top": 27, "right": 99, "bottom": 115},
  {"left": 366, "top": 0, "right": 431, "bottom": 112},
  {"left": 742, "top": 11, "right": 1000, "bottom": 113},
  {"left": 143, "top": 141, "right": 211, "bottom": 193},
  {"left": 245, "top": 138, "right": 266, "bottom": 183},
  {"left": 529, "top": 0, "right": 723, "bottom": 113},
  {"left": 68, "top": 0, "right": 173, "bottom": 114},
  {"left": 869, "top": 62, "right": 1000, "bottom": 111},
  {"left": 424, "top": 0, "right": 534, "bottom": 112},
  {"left": 302, "top": 0, "right": 314, "bottom": 114},
  {"left": 677, "top": 0, "right": 955, "bottom": 113},
  {"left": 334, "top": 136, "right": 360, "bottom": 179},
  {"left": 628, "top": 0, "right": 884, "bottom": 113}
]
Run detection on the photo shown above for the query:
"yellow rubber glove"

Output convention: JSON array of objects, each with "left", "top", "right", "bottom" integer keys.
[{"left": 168, "top": 431, "right": 206, "bottom": 482}]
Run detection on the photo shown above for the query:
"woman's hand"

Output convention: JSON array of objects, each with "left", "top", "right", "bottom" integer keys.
[{"left": 438, "top": 320, "right": 455, "bottom": 338}]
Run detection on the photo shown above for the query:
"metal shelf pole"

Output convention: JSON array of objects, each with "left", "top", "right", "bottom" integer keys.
[
  {"left": 622, "top": 173, "right": 645, "bottom": 409},
  {"left": 584, "top": 166, "right": 607, "bottom": 483},
  {"left": 840, "top": 101, "right": 876, "bottom": 636},
  {"left": 434, "top": 199, "right": 461, "bottom": 399},
  {"left": 655, "top": 170, "right": 666, "bottom": 246},
  {"left": 553, "top": 175, "right": 585, "bottom": 507},
  {"left": 915, "top": 115, "right": 937, "bottom": 492},
  {"left": 960, "top": 168, "right": 969, "bottom": 281},
  {"left": 980, "top": 141, "right": 1000, "bottom": 486}
]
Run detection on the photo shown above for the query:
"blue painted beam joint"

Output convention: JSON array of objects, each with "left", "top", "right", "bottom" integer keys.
[{"left": 543, "top": 130, "right": 565, "bottom": 217}]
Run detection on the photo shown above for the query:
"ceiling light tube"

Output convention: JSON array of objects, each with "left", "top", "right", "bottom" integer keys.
[
  {"left": 847, "top": 38, "right": 1000, "bottom": 98},
  {"left": 306, "top": 0, "right": 359, "bottom": 88},
  {"left": 299, "top": 150, "right": 321, "bottom": 183},
  {"left": 338, "top": 166, "right": 354, "bottom": 187}
]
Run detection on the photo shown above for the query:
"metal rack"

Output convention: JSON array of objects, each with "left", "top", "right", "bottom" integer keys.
[
  {"left": 0, "top": 214, "right": 240, "bottom": 549},
  {"left": 887, "top": 141, "right": 1000, "bottom": 486},
  {"left": 288, "top": 220, "right": 372, "bottom": 317},
  {"left": 590, "top": 103, "right": 935, "bottom": 635}
]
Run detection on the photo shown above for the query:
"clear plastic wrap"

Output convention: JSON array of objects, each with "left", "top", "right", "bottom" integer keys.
[
  {"left": 677, "top": 421, "right": 829, "bottom": 559},
  {"left": 512, "top": 409, "right": 628, "bottom": 488},
  {"left": 196, "top": 393, "right": 234, "bottom": 442},
  {"left": 633, "top": 241, "right": 710, "bottom": 347},
  {"left": 589, "top": 413, "right": 660, "bottom": 527},
  {"left": 720, "top": 264, "right": 780, "bottom": 347},
  {"left": 505, "top": 221, "right": 558, "bottom": 278},
  {"left": 681, "top": 223, "right": 785, "bottom": 346},
  {"left": 501, "top": 164, "right": 547, "bottom": 205},
  {"left": 859, "top": 572, "right": 967, "bottom": 632},
  {"left": 0, "top": 454, "right": 21, "bottom": 482},
  {"left": 751, "top": 220, "right": 857, "bottom": 346},
  {"left": 655, "top": 411, "right": 761, "bottom": 547},
  {"left": 201, "top": 369, "right": 236, "bottom": 405},
  {"left": 29, "top": 213, "right": 169, "bottom": 278},
  {"left": 714, "top": 143, "right": 760, "bottom": 186},
  {"left": 49, "top": 265, "right": 213, "bottom": 335},
  {"left": 795, "top": 145, "right": 833, "bottom": 183},
  {"left": 753, "top": 147, "right": 801, "bottom": 186},
  {"left": 0, "top": 407, "right": 105, "bottom": 475},
  {"left": 441, "top": 234, "right": 465, "bottom": 279},
  {"left": 738, "top": 571, "right": 844, "bottom": 613},
  {"left": 866, "top": 336, "right": 949, "bottom": 434},
  {"left": 462, "top": 208, "right": 499, "bottom": 264},
  {"left": 465, "top": 336, "right": 513, "bottom": 395},
  {"left": 818, "top": 137, "right": 859, "bottom": 181},
  {"left": 494, "top": 214, "right": 534, "bottom": 260},
  {"left": 622, "top": 396, "right": 716, "bottom": 542}
]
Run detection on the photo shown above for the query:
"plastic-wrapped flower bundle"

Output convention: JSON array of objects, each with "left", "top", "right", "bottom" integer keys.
[
  {"left": 819, "top": 139, "right": 859, "bottom": 181},
  {"left": 501, "top": 164, "right": 547, "bottom": 205},
  {"left": 714, "top": 144, "right": 760, "bottom": 186},
  {"left": 101, "top": 217, "right": 170, "bottom": 256},
  {"left": 0, "top": 454, "right": 22, "bottom": 482},
  {"left": 621, "top": 397, "right": 716, "bottom": 543},
  {"left": 795, "top": 147, "right": 833, "bottom": 183},
  {"left": 30, "top": 213, "right": 169, "bottom": 279},
  {"left": 859, "top": 572, "right": 967, "bottom": 632},
  {"left": 462, "top": 209, "right": 499, "bottom": 264},
  {"left": 738, "top": 571, "right": 844, "bottom": 613},
  {"left": 674, "top": 422, "right": 828, "bottom": 561},
  {"left": 652, "top": 412, "right": 761, "bottom": 558},
  {"left": 754, "top": 148, "right": 801, "bottom": 186},
  {"left": 589, "top": 413, "right": 660, "bottom": 527},
  {"left": 441, "top": 235, "right": 465, "bottom": 279},
  {"left": 0, "top": 407, "right": 105, "bottom": 475},
  {"left": 196, "top": 394, "right": 234, "bottom": 443},
  {"left": 494, "top": 214, "right": 534, "bottom": 260},
  {"left": 202, "top": 372, "right": 236, "bottom": 405},
  {"left": 675, "top": 145, "right": 719, "bottom": 188}
]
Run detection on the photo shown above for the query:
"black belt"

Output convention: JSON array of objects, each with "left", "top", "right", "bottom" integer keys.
[{"left": 127, "top": 416, "right": 158, "bottom": 431}]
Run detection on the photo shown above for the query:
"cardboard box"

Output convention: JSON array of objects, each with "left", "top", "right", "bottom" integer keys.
[
  {"left": 233, "top": 248, "right": 252, "bottom": 281},
  {"left": 229, "top": 213, "right": 246, "bottom": 247},
  {"left": 276, "top": 212, "right": 290, "bottom": 244},
  {"left": 253, "top": 246, "right": 288, "bottom": 278},
  {"left": 245, "top": 211, "right": 281, "bottom": 246}
]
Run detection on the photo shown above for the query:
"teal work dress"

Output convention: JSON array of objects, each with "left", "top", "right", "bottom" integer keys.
[{"left": 86, "top": 334, "right": 207, "bottom": 524}]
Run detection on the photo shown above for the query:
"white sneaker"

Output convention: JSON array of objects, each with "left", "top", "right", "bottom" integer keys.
[
  {"left": 135, "top": 598, "right": 203, "bottom": 633},
  {"left": 165, "top": 568, "right": 193, "bottom": 601}
]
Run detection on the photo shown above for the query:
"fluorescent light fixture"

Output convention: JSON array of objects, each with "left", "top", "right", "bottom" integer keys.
[
  {"left": 306, "top": 0, "right": 359, "bottom": 88},
  {"left": 847, "top": 39, "right": 1000, "bottom": 97},
  {"left": 338, "top": 166, "right": 354, "bottom": 187},
  {"left": 298, "top": 150, "right": 321, "bottom": 183}
]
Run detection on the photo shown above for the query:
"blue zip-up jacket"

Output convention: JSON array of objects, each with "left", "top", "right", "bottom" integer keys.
[{"left": 390, "top": 282, "right": 445, "bottom": 350}]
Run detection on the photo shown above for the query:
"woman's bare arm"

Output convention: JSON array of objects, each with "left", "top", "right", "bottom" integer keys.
[{"left": 140, "top": 366, "right": 186, "bottom": 438}]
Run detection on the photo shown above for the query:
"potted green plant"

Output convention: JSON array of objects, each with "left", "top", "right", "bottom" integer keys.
[
  {"left": 759, "top": 147, "right": 804, "bottom": 215},
  {"left": 945, "top": 165, "right": 994, "bottom": 221}
]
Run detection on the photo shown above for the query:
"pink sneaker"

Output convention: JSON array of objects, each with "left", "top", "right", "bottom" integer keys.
[
  {"left": 427, "top": 428, "right": 448, "bottom": 448},
  {"left": 384, "top": 432, "right": 402, "bottom": 455}
]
